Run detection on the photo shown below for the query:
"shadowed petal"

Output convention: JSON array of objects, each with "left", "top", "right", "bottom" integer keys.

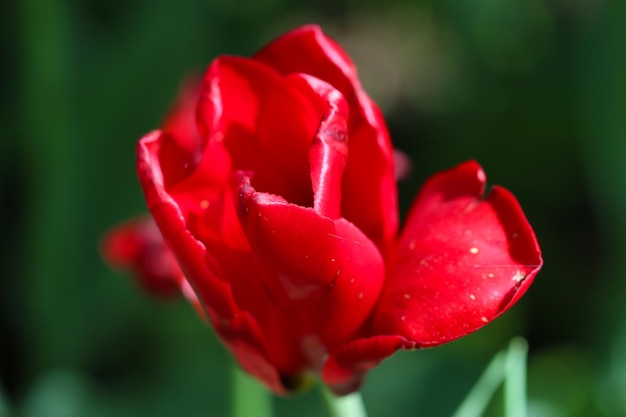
[
  {"left": 158, "top": 77, "right": 204, "bottom": 189},
  {"left": 161, "top": 76, "right": 203, "bottom": 155}
]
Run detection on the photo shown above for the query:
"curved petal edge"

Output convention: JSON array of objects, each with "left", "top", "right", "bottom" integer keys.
[{"left": 372, "top": 160, "right": 542, "bottom": 346}]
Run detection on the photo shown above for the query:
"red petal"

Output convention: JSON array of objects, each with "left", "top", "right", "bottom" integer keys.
[
  {"left": 289, "top": 74, "right": 349, "bottom": 218},
  {"left": 235, "top": 174, "right": 385, "bottom": 356},
  {"left": 137, "top": 131, "right": 287, "bottom": 394},
  {"left": 322, "top": 335, "right": 416, "bottom": 395},
  {"left": 157, "top": 132, "right": 201, "bottom": 190},
  {"left": 255, "top": 25, "right": 358, "bottom": 95},
  {"left": 161, "top": 75, "right": 203, "bottom": 155},
  {"left": 197, "top": 56, "right": 322, "bottom": 207},
  {"left": 254, "top": 25, "right": 398, "bottom": 253},
  {"left": 373, "top": 161, "right": 542, "bottom": 346},
  {"left": 157, "top": 77, "right": 204, "bottom": 189},
  {"left": 342, "top": 107, "right": 397, "bottom": 255}
]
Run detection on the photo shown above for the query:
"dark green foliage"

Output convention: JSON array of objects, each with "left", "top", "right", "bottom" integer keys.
[{"left": 1, "top": 0, "right": 623, "bottom": 415}]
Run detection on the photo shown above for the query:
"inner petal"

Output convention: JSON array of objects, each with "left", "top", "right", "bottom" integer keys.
[{"left": 198, "top": 56, "right": 323, "bottom": 208}]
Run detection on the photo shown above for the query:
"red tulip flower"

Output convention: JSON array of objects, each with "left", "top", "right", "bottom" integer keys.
[{"left": 135, "top": 25, "right": 542, "bottom": 395}]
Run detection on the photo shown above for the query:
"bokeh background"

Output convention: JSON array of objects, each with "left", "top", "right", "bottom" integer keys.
[{"left": 1, "top": 0, "right": 625, "bottom": 415}]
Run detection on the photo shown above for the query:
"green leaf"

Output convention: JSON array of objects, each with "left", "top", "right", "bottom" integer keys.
[{"left": 452, "top": 338, "right": 528, "bottom": 417}]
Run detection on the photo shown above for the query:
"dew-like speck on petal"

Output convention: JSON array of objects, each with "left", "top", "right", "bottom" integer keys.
[{"left": 512, "top": 270, "right": 527, "bottom": 282}]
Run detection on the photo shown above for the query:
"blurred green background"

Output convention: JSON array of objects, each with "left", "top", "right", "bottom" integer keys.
[{"left": 1, "top": 0, "right": 625, "bottom": 415}]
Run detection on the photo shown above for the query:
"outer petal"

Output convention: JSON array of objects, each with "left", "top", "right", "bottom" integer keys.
[
  {"left": 322, "top": 335, "right": 416, "bottom": 395},
  {"left": 137, "top": 130, "right": 287, "bottom": 394},
  {"left": 321, "top": 161, "right": 541, "bottom": 395},
  {"left": 254, "top": 25, "right": 398, "bottom": 254},
  {"left": 235, "top": 174, "right": 385, "bottom": 361},
  {"left": 373, "top": 161, "right": 542, "bottom": 345}
]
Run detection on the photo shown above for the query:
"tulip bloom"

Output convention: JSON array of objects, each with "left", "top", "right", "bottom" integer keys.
[{"left": 135, "top": 25, "right": 542, "bottom": 395}]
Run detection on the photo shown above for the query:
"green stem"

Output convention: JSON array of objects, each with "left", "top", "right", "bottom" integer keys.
[
  {"left": 322, "top": 387, "right": 368, "bottom": 417},
  {"left": 504, "top": 338, "right": 528, "bottom": 417},
  {"left": 231, "top": 364, "right": 272, "bottom": 417},
  {"left": 452, "top": 350, "right": 506, "bottom": 417}
]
